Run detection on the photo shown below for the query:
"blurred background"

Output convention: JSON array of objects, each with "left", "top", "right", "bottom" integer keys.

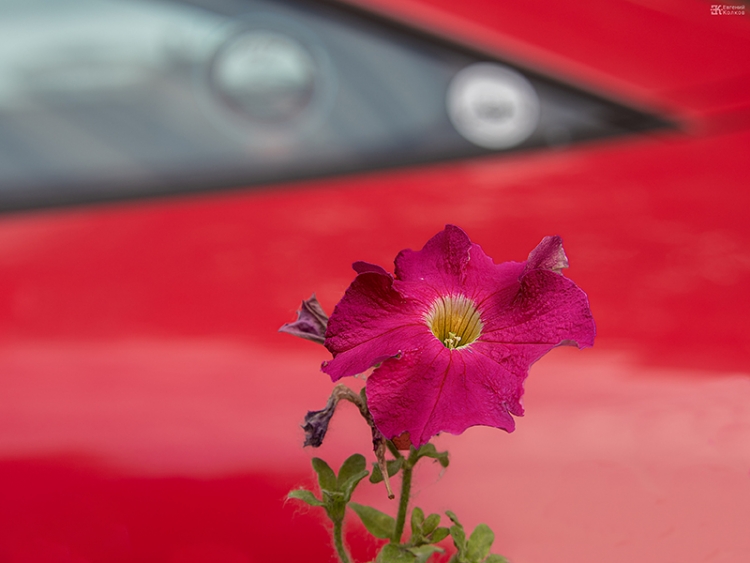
[{"left": 0, "top": 0, "right": 748, "bottom": 562}]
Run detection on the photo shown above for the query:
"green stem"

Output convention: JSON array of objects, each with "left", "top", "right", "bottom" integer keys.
[
  {"left": 392, "top": 459, "right": 414, "bottom": 543},
  {"left": 333, "top": 519, "right": 351, "bottom": 563}
]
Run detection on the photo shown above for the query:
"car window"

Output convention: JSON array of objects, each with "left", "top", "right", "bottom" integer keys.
[{"left": 0, "top": 0, "right": 668, "bottom": 211}]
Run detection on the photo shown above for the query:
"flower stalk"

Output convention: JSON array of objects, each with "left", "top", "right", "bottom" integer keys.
[
  {"left": 333, "top": 519, "right": 351, "bottom": 563},
  {"left": 392, "top": 451, "right": 414, "bottom": 543}
]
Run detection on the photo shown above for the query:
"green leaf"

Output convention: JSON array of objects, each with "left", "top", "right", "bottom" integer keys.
[
  {"left": 416, "top": 443, "right": 438, "bottom": 458},
  {"left": 349, "top": 502, "right": 396, "bottom": 539},
  {"left": 483, "top": 556, "right": 509, "bottom": 563},
  {"left": 376, "top": 544, "right": 417, "bottom": 563},
  {"left": 411, "top": 506, "right": 425, "bottom": 536},
  {"left": 445, "top": 511, "right": 462, "bottom": 526},
  {"left": 423, "top": 514, "right": 441, "bottom": 536},
  {"left": 466, "top": 524, "right": 494, "bottom": 563},
  {"left": 311, "top": 458, "right": 337, "bottom": 492},
  {"left": 450, "top": 524, "right": 467, "bottom": 554},
  {"left": 370, "top": 464, "right": 384, "bottom": 483},
  {"left": 338, "top": 454, "right": 367, "bottom": 488},
  {"left": 340, "top": 470, "right": 369, "bottom": 502},
  {"left": 370, "top": 458, "right": 404, "bottom": 483},
  {"left": 409, "top": 506, "right": 425, "bottom": 545},
  {"left": 436, "top": 453, "right": 450, "bottom": 468},
  {"left": 325, "top": 494, "right": 347, "bottom": 523},
  {"left": 408, "top": 545, "right": 443, "bottom": 563},
  {"left": 287, "top": 489, "right": 324, "bottom": 507},
  {"left": 390, "top": 457, "right": 405, "bottom": 474},
  {"left": 415, "top": 444, "right": 449, "bottom": 468},
  {"left": 428, "top": 527, "right": 450, "bottom": 544}
]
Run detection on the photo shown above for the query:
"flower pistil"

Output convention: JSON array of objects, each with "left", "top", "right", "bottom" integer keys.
[{"left": 424, "top": 294, "right": 483, "bottom": 350}]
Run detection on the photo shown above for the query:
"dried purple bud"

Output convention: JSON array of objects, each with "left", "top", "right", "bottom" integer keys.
[
  {"left": 302, "top": 395, "right": 337, "bottom": 447},
  {"left": 279, "top": 294, "right": 329, "bottom": 344}
]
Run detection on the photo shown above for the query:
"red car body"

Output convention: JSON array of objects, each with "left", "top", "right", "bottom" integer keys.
[{"left": 1, "top": 1, "right": 749, "bottom": 562}]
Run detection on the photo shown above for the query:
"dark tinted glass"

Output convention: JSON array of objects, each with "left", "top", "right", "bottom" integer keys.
[{"left": 0, "top": 0, "right": 668, "bottom": 211}]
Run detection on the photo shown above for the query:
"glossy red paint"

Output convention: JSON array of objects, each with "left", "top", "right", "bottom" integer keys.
[{"left": 1, "top": 1, "right": 749, "bottom": 563}]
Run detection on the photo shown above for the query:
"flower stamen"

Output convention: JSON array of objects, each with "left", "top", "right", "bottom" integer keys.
[{"left": 425, "top": 294, "right": 483, "bottom": 350}]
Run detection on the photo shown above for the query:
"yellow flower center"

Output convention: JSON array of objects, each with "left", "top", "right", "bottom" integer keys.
[{"left": 425, "top": 294, "right": 483, "bottom": 350}]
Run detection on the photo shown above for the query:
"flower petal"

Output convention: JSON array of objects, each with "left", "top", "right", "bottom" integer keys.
[
  {"left": 469, "top": 340, "right": 561, "bottom": 416},
  {"left": 321, "top": 228, "right": 595, "bottom": 445},
  {"left": 394, "top": 225, "right": 471, "bottom": 293},
  {"left": 463, "top": 243, "right": 525, "bottom": 304},
  {"left": 352, "top": 261, "right": 390, "bottom": 276},
  {"left": 394, "top": 233, "right": 526, "bottom": 309},
  {"left": 524, "top": 235, "right": 569, "bottom": 274},
  {"left": 367, "top": 345, "right": 531, "bottom": 446},
  {"left": 480, "top": 269, "right": 596, "bottom": 348},
  {"left": 323, "top": 271, "right": 427, "bottom": 381}
]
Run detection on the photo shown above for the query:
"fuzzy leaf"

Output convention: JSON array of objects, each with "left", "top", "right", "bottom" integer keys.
[
  {"left": 466, "top": 524, "right": 494, "bottom": 563},
  {"left": 445, "top": 511, "right": 462, "bottom": 526},
  {"left": 287, "top": 489, "right": 324, "bottom": 507},
  {"left": 377, "top": 544, "right": 417, "bottom": 563},
  {"left": 450, "top": 525, "right": 467, "bottom": 554},
  {"left": 338, "top": 454, "right": 366, "bottom": 485},
  {"left": 423, "top": 514, "right": 441, "bottom": 536},
  {"left": 416, "top": 443, "right": 437, "bottom": 457},
  {"left": 349, "top": 502, "right": 396, "bottom": 539},
  {"left": 311, "top": 458, "right": 337, "bottom": 492},
  {"left": 408, "top": 545, "right": 443, "bottom": 563},
  {"left": 338, "top": 454, "right": 368, "bottom": 494},
  {"left": 370, "top": 463, "right": 384, "bottom": 483},
  {"left": 483, "top": 556, "right": 509, "bottom": 563},
  {"left": 415, "top": 443, "right": 450, "bottom": 468},
  {"left": 370, "top": 458, "right": 404, "bottom": 483},
  {"left": 409, "top": 508, "right": 425, "bottom": 545},
  {"left": 325, "top": 493, "right": 347, "bottom": 523},
  {"left": 411, "top": 506, "right": 425, "bottom": 537},
  {"left": 341, "top": 470, "right": 369, "bottom": 502},
  {"left": 428, "top": 527, "right": 450, "bottom": 544}
]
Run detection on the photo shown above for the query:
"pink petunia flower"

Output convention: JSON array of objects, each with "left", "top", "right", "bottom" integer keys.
[{"left": 322, "top": 225, "right": 596, "bottom": 447}]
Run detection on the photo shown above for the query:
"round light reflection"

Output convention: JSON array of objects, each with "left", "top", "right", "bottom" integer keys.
[{"left": 447, "top": 63, "right": 540, "bottom": 149}]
